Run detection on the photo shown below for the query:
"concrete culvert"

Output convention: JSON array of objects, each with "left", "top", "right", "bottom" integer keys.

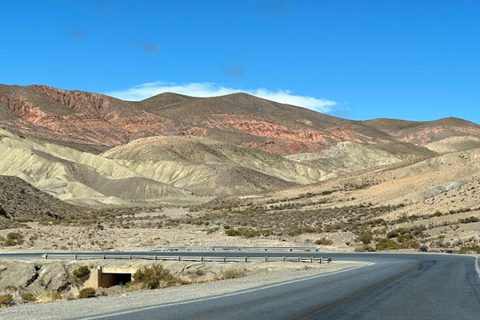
[{"left": 84, "top": 267, "right": 134, "bottom": 289}]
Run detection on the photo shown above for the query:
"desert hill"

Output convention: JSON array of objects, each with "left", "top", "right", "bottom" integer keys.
[
  {"left": 362, "top": 117, "right": 480, "bottom": 149},
  {"left": 1, "top": 83, "right": 479, "bottom": 206},
  {"left": 1, "top": 84, "right": 479, "bottom": 156},
  {"left": 0, "top": 126, "right": 416, "bottom": 204},
  {"left": 0, "top": 175, "right": 75, "bottom": 222}
]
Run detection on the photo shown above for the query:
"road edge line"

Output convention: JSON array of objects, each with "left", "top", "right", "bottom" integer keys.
[
  {"left": 475, "top": 256, "right": 480, "bottom": 280},
  {"left": 78, "top": 263, "right": 374, "bottom": 320}
]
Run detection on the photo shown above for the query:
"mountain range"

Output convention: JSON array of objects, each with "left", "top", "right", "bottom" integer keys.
[{"left": 1, "top": 83, "right": 480, "bottom": 207}]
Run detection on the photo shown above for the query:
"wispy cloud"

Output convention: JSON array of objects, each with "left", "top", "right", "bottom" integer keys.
[{"left": 106, "top": 81, "right": 337, "bottom": 113}]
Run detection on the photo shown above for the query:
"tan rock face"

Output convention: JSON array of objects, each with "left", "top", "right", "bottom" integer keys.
[{"left": 400, "top": 126, "right": 480, "bottom": 146}]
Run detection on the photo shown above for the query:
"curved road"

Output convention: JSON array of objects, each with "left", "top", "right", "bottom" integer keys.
[{"left": 1, "top": 252, "right": 479, "bottom": 319}]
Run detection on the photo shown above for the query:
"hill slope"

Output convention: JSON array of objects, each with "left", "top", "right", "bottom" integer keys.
[
  {"left": 2, "top": 84, "right": 479, "bottom": 155},
  {"left": 0, "top": 175, "right": 76, "bottom": 221}
]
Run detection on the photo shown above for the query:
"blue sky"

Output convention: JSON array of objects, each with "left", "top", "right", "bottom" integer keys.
[{"left": 1, "top": 0, "right": 479, "bottom": 123}]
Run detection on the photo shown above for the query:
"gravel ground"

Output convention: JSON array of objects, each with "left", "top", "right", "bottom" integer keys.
[{"left": 0, "top": 261, "right": 364, "bottom": 320}]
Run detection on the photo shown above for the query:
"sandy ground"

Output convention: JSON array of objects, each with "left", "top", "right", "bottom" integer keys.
[
  {"left": 0, "top": 206, "right": 357, "bottom": 253},
  {"left": 0, "top": 260, "right": 364, "bottom": 320}
]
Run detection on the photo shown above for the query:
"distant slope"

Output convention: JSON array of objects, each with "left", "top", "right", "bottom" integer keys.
[
  {"left": 423, "top": 136, "right": 480, "bottom": 154},
  {"left": 362, "top": 117, "right": 480, "bottom": 147},
  {"left": 102, "top": 136, "right": 310, "bottom": 196},
  {"left": 138, "top": 92, "right": 394, "bottom": 154},
  {"left": 0, "top": 128, "right": 191, "bottom": 205},
  {"left": 0, "top": 175, "right": 76, "bottom": 221},
  {"left": 1, "top": 84, "right": 479, "bottom": 156}
]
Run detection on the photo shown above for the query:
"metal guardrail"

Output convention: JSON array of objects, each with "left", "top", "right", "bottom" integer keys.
[
  {"left": 41, "top": 253, "right": 332, "bottom": 264},
  {"left": 147, "top": 246, "right": 321, "bottom": 252}
]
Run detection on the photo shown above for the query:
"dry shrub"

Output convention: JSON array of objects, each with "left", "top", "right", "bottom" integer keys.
[
  {"left": 129, "top": 264, "right": 180, "bottom": 290},
  {"left": 20, "top": 291, "right": 36, "bottom": 302},
  {"left": 314, "top": 238, "right": 333, "bottom": 245},
  {"left": 220, "top": 268, "right": 246, "bottom": 279},
  {"left": 0, "top": 294, "right": 13, "bottom": 307},
  {"left": 78, "top": 287, "right": 96, "bottom": 299},
  {"left": 72, "top": 266, "right": 91, "bottom": 279},
  {"left": 35, "top": 290, "right": 62, "bottom": 303}
]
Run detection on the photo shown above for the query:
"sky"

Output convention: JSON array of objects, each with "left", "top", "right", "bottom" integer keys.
[{"left": 1, "top": 0, "right": 479, "bottom": 123}]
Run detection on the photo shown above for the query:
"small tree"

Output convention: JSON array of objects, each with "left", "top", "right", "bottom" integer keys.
[{"left": 358, "top": 232, "right": 373, "bottom": 245}]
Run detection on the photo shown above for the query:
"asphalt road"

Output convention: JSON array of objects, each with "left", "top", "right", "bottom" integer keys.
[{"left": 1, "top": 252, "right": 479, "bottom": 319}]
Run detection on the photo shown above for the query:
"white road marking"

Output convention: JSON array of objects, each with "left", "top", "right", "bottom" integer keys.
[
  {"left": 80, "top": 263, "right": 374, "bottom": 320},
  {"left": 475, "top": 256, "right": 480, "bottom": 280}
]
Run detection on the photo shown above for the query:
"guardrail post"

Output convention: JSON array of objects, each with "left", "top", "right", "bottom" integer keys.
[
  {"left": 283, "top": 256, "right": 286, "bottom": 262},
  {"left": 310, "top": 257, "right": 313, "bottom": 263},
  {"left": 44, "top": 254, "right": 48, "bottom": 260},
  {"left": 74, "top": 254, "right": 77, "bottom": 260},
  {"left": 223, "top": 256, "right": 226, "bottom": 262},
  {"left": 201, "top": 256, "right": 204, "bottom": 262},
  {"left": 178, "top": 256, "right": 181, "bottom": 261},
  {"left": 103, "top": 255, "right": 106, "bottom": 259},
  {"left": 154, "top": 255, "right": 157, "bottom": 261},
  {"left": 265, "top": 256, "right": 268, "bottom": 262},
  {"left": 244, "top": 256, "right": 248, "bottom": 263},
  {"left": 129, "top": 255, "right": 132, "bottom": 260}
]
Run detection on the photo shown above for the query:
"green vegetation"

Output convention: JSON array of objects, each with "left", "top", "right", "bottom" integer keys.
[
  {"left": 221, "top": 268, "right": 247, "bottom": 279},
  {"left": 72, "top": 266, "right": 91, "bottom": 279},
  {"left": 131, "top": 265, "right": 180, "bottom": 289},
  {"left": 459, "top": 245, "right": 480, "bottom": 254},
  {"left": 78, "top": 287, "right": 96, "bottom": 299},
  {"left": 357, "top": 232, "right": 373, "bottom": 245},
  {"left": 186, "top": 204, "right": 405, "bottom": 239},
  {"left": 3, "top": 232, "right": 24, "bottom": 246},
  {"left": 458, "top": 216, "right": 479, "bottom": 224},
  {"left": 355, "top": 246, "right": 375, "bottom": 252},
  {"left": 226, "top": 228, "right": 272, "bottom": 238},
  {"left": 314, "top": 238, "right": 333, "bottom": 245},
  {"left": 0, "top": 294, "right": 13, "bottom": 307},
  {"left": 20, "top": 291, "right": 36, "bottom": 302}
]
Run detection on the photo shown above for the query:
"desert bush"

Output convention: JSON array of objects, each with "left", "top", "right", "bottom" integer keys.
[
  {"left": 221, "top": 268, "right": 247, "bottom": 279},
  {"left": 20, "top": 291, "right": 36, "bottom": 302},
  {"left": 354, "top": 246, "right": 375, "bottom": 252},
  {"left": 35, "top": 290, "right": 62, "bottom": 303},
  {"left": 78, "top": 287, "right": 96, "bottom": 299},
  {"left": 458, "top": 216, "right": 479, "bottom": 224},
  {"left": 4, "top": 285, "right": 17, "bottom": 292},
  {"left": 459, "top": 245, "right": 480, "bottom": 254},
  {"left": 419, "top": 245, "right": 428, "bottom": 252},
  {"left": 314, "top": 238, "right": 333, "bottom": 246},
  {"left": 357, "top": 232, "right": 373, "bottom": 245},
  {"left": 3, "top": 232, "right": 24, "bottom": 246},
  {"left": 376, "top": 238, "right": 402, "bottom": 251},
  {"left": 72, "top": 266, "right": 91, "bottom": 279},
  {"left": 225, "top": 229, "right": 241, "bottom": 236},
  {"left": 0, "top": 294, "right": 13, "bottom": 307},
  {"left": 131, "top": 264, "right": 180, "bottom": 289}
]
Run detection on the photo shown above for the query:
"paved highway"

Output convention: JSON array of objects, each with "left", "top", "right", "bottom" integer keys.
[{"left": 1, "top": 252, "right": 479, "bottom": 319}]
